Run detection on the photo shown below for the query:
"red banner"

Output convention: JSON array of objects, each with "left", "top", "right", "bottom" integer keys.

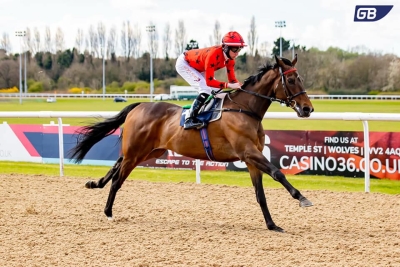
[{"left": 137, "top": 130, "right": 400, "bottom": 180}]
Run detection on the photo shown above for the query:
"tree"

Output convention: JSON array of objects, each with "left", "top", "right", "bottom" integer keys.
[
  {"left": 120, "top": 21, "right": 128, "bottom": 61},
  {"left": 163, "top": 23, "right": 171, "bottom": 60},
  {"left": 132, "top": 24, "right": 142, "bottom": 59},
  {"left": 0, "top": 59, "right": 18, "bottom": 88},
  {"left": 259, "top": 41, "right": 269, "bottom": 58},
  {"left": 247, "top": 16, "right": 257, "bottom": 56},
  {"left": 272, "top": 37, "right": 291, "bottom": 56},
  {"left": 43, "top": 52, "right": 53, "bottom": 70},
  {"left": 0, "top": 32, "right": 12, "bottom": 54},
  {"left": 44, "top": 27, "right": 52, "bottom": 53},
  {"left": 97, "top": 22, "right": 106, "bottom": 59},
  {"left": 174, "top": 20, "right": 186, "bottom": 57},
  {"left": 121, "top": 21, "right": 141, "bottom": 62},
  {"left": 88, "top": 25, "right": 99, "bottom": 57},
  {"left": 55, "top": 27, "right": 65, "bottom": 52},
  {"left": 75, "top": 28, "right": 84, "bottom": 54},
  {"left": 209, "top": 20, "right": 221, "bottom": 46},
  {"left": 33, "top": 28, "right": 41, "bottom": 54},
  {"left": 386, "top": 58, "right": 400, "bottom": 91},
  {"left": 57, "top": 49, "right": 74, "bottom": 68},
  {"left": 107, "top": 26, "right": 118, "bottom": 61}
]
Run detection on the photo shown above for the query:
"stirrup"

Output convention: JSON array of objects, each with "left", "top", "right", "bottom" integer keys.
[{"left": 184, "top": 118, "right": 204, "bottom": 130}]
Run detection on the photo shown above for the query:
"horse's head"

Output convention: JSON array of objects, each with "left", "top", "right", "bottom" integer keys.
[{"left": 272, "top": 54, "right": 314, "bottom": 117}]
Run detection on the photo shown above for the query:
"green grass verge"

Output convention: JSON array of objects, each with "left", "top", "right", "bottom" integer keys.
[
  {"left": 1, "top": 98, "right": 399, "bottom": 131},
  {"left": 1, "top": 161, "right": 399, "bottom": 195}
]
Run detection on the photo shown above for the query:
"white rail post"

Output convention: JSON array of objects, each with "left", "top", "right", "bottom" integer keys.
[
  {"left": 362, "top": 120, "right": 370, "bottom": 193},
  {"left": 57, "top": 117, "right": 64, "bottom": 177},
  {"left": 195, "top": 159, "right": 201, "bottom": 184}
]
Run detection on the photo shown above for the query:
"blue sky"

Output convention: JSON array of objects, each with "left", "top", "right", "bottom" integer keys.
[{"left": 1, "top": 0, "right": 399, "bottom": 56}]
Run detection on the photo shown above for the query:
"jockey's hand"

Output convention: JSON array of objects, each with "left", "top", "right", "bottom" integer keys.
[{"left": 227, "top": 82, "right": 241, "bottom": 90}]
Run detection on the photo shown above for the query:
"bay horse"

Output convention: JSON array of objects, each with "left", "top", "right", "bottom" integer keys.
[{"left": 69, "top": 54, "right": 314, "bottom": 232}]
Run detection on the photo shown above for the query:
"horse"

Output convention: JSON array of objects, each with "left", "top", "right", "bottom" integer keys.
[{"left": 69, "top": 54, "right": 314, "bottom": 232}]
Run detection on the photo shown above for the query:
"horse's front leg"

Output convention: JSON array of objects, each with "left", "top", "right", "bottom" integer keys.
[
  {"left": 246, "top": 163, "right": 284, "bottom": 232},
  {"left": 244, "top": 147, "right": 313, "bottom": 208}
]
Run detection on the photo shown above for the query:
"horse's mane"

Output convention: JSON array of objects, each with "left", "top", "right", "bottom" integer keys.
[{"left": 242, "top": 57, "right": 292, "bottom": 89}]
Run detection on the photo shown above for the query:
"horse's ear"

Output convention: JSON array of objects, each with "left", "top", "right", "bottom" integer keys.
[
  {"left": 292, "top": 53, "right": 298, "bottom": 67},
  {"left": 274, "top": 54, "right": 279, "bottom": 63},
  {"left": 274, "top": 54, "right": 284, "bottom": 67}
]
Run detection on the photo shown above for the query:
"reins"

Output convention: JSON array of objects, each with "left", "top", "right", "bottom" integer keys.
[
  {"left": 238, "top": 66, "right": 307, "bottom": 108},
  {"left": 211, "top": 66, "right": 307, "bottom": 121}
]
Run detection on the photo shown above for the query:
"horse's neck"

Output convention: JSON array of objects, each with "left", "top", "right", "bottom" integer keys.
[{"left": 229, "top": 84, "right": 274, "bottom": 117}]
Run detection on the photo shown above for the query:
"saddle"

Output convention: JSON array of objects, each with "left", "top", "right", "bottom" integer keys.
[{"left": 180, "top": 96, "right": 225, "bottom": 129}]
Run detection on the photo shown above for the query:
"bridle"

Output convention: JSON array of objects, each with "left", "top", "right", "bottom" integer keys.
[
  {"left": 279, "top": 67, "right": 308, "bottom": 107},
  {"left": 237, "top": 66, "right": 307, "bottom": 108},
  {"left": 214, "top": 65, "right": 308, "bottom": 121}
]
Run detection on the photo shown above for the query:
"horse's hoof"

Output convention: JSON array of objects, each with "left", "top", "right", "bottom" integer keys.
[
  {"left": 107, "top": 216, "right": 113, "bottom": 221},
  {"left": 85, "top": 180, "right": 95, "bottom": 189},
  {"left": 268, "top": 225, "right": 285, "bottom": 233},
  {"left": 299, "top": 198, "right": 313, "bottom": 207}
]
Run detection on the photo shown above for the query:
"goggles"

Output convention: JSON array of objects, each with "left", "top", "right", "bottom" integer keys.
[{"left": 230, "top": 46, "right": 243, "bottom": 53}]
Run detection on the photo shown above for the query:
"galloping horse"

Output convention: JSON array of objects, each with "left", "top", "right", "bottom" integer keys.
[{"left": 69, "top": 54, "right": 314, "bottom": 232}]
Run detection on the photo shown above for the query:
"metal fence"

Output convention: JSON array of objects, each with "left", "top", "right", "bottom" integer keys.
[{"left": 1, "top": 93, "right": 400, "bottom": 100}]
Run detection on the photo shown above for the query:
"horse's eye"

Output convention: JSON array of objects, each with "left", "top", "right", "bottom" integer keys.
[{"left": 288, "top": 78, "right": 295, "bottom": 84}]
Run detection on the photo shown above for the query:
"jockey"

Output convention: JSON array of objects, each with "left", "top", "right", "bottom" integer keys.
[{"left": 175, "top": 31, "right": 246, "bottom": 130}]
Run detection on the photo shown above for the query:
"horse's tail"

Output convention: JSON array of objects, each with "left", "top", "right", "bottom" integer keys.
[{"left": 69, "top": 102, "right": 141, "bottom": 163}]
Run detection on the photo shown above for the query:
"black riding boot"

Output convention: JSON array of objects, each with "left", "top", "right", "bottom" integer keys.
[{"left": 184, "top": 93, "right": 209, "bottom": 130}]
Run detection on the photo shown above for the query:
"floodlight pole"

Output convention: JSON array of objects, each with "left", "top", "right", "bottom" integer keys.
[
  {"left": 146, "top": 25, "right": 155, "bottom": 102},
  {"left": 24, "top": 50, "right": 27, "bottom": 94},
  {"left": 103, "top": 44, "right": 106, "bottom": 100},
  {"left": 275, "top": 21, "right": 286, "bottom": 57},
  {"left": 15, "top": 31, "right": 26, "bottom": 104}
]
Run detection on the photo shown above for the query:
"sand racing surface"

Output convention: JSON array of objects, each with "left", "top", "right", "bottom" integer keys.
[{"left": 0, "top": 174, "right": 399, "bottom": 267}]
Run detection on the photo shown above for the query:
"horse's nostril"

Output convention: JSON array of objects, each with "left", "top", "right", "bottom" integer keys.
[{"left": 303, "top": 106, "right": 312, "bottom": 114}]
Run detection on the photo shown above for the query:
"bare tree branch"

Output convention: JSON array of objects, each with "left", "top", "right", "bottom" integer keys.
[
  {"left": 97, "top": 22, "right": 106, "bottom": 58},
  {"left": 131, "top": 23, "right": 141, "bottom": 59},
  {"left": 0, "top": 32, "right": 12, "bottom": 54},
  {"left": 247, "top": 16, "right": 257, "bottom": 56},
  {"left": 174, "top": 20, "right": 186, "bottom": 57},
  {"left": 210, "top": 20, "right": 221, "bottom": 46},
  {"left": 55, "top": 27, "right": 65, "bottom": 52},
  {"left": 75, "top": 28, "right": 84, "bottom": 53},
  {"left": 107, "top": 26, "right": 117, "bottom": 59},
  {"left": 44, "top": 27, "right": 52, "bottom": 53},
  {"left": 33, "top": 28, "right": 41, "bottom": 54},
  {"left": 88, "top": 25, "right": 98, "bottom": 57},
  {"left": 163, "top": 23, "right": 171, "bottom": 59}
]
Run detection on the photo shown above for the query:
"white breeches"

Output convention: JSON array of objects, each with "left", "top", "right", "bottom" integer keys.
[{"left": 175, "top": 54, "right": 214, "bottom": 95}]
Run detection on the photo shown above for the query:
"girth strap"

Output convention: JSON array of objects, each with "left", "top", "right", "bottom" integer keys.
[{"left": 199, "top": 128, "right": 216, "bottom": 161}]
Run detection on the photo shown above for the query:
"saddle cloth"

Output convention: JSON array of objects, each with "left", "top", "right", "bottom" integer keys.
[{"left": 180, "top": 96, "right": 225, "bottom": 127}]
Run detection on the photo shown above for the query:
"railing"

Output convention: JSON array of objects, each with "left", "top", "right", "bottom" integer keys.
[
  {"left": 1, "top": 93, "right": 400, "bottom": 100},
  {"left": 1, "top": 111, "right": 400, "bottom": 192}
]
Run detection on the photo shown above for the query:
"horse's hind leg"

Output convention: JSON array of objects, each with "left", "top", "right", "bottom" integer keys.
[
  {"left": 246, "top": 163, "right": 284, "bottom": 232},
  {"left": 103, "top": 156, "right": 136, "bottom": 219},
  {"left": 85, "top": 156, "right": 123, "bottom": 189}
]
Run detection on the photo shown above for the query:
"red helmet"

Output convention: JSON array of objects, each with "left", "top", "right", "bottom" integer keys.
[{"left": 222, "top": 31, "right": 247, "bottom": 47}]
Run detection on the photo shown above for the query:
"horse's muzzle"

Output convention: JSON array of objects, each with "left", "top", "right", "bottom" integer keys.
[{"left": 295, "top": 105, "right": 314, "bottom": 118}]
